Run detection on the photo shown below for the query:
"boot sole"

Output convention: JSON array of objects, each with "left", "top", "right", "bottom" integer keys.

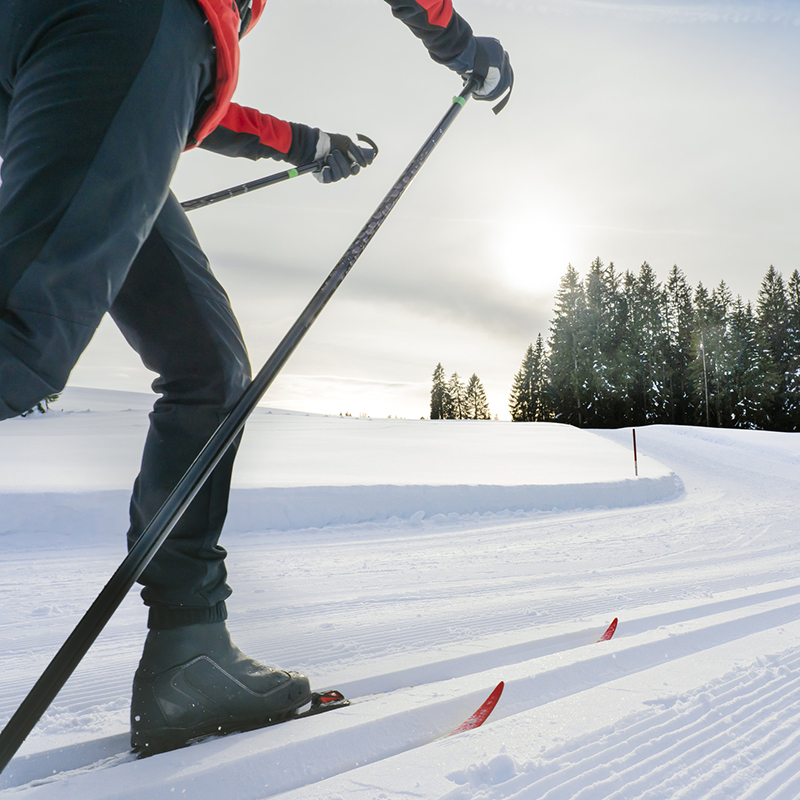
[{"left": 133, "top": 703, "right": 305, "bottom": 757}]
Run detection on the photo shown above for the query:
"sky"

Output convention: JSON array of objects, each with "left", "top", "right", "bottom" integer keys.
[{"left": 65, "top": 0, "right": 800, "bottom": 420}]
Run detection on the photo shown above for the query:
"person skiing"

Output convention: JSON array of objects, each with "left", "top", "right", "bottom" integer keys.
[{"left": 0, "top": 0, "right": 512, "bottom": 754}]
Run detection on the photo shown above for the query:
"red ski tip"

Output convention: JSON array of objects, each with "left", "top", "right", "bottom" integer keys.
[
  {"left": 597, "top": 618, "right": 618, "bottom": 642},
  {"left": 448, "top": 681, "right": 505, "bottom": 736}
]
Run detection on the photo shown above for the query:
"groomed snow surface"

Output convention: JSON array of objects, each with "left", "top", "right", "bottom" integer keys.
[{"left": 1, "top": 387, "right": 800, "bottom": 799}]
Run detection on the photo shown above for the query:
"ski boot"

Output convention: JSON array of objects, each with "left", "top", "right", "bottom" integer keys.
[{"left": 131, "top": 622, "right": 311, "bottom": 755}]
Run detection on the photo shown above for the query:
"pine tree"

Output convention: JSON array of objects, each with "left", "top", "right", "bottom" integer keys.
[
  {"left": 691, "top": 282, "right": 721, "bottom": 426},
  {"left": 663, "top": 265, "right": 695, "bottom": 425},
  {"left": 628, "top": 262, "right": 669, "bottom": 424},
  {"left": 729, "top": 297, "right": 774, "bottom": 428},
  {"left": 509, "top": 344, "right": 536, "bottom": 422},
  {"left": 688, "top": 280, "right": 742, "bottom": 427},
  {"left": 430, "top": 363, "right": 447, "bottom": 420},
  {"left": 785, "top": 270, "right": 800, "bottom": 427},
  {"left": 509, "top": 334, "right": 551, "bottom": 422},
  {"left": 582, "top": 258, "right": 625, "bottom": 426},
  {"left": 756, "top": 265, "right": 791, "bottom": 430},
  {"left": 581, "top": 258, "right": 606, "bottom": 425},
  {"left": 597, "top": 261, "right": 629, "bottom": 426},
  {"left": 530, "top": 333, "right": 553, "bottom": 421},
  {"left": 589, "top": 259, "right": 631, "bottom": 426},
  {"left": 464, "top": 374, "right": 491, "bottom": 419},
  {"left": 548, "top": 264, "right": 589, "bottom": 426},
  {"left": 709, "top": 281, "right": 738, "bottom": 427},
  {"left": 445, "top": 372, "right": 465, "bottom": 420}
]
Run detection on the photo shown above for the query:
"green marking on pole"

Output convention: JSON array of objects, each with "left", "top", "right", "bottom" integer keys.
[
  {"left": 453, "top": 96, "right": 466, "bottom": 107},
  {"left": 288, "top": 168, "right": 299, "bottom": 179}
]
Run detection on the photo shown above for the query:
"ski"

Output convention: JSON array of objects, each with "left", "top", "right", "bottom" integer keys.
[
  {"left": 443, "top": 619, "right": 615, "bottom": 738},
  {"left": 3, "top": 620, "right": 615, "bottom": 784},
  {"left": 447, "top": 681, "right": 505, "bottom": 736},
  {"left": 597, "top": 617, "right": 618, "bottom": 642},
  {"left": 446, "top": 618, "right": 616, "bottom": 736}
]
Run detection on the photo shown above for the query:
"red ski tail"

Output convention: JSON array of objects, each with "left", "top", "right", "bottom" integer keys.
[
  {"left": 448, "top": 681, "right": 505, "bottom": 736},
  {"left": 597, "top": 618, "right": 618, "bottom": 642}
]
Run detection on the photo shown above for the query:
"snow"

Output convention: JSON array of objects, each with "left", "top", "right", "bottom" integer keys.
[
  {"left": 0, "top": 388, "right": 676, "bottom": 539},
  {"left": 2, "top": 387, "right": 800, "bottom": 798}
]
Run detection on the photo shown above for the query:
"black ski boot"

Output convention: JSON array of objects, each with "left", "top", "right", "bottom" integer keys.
[{"left": 131, "top": 622, "right": 311, "bottom": 755}]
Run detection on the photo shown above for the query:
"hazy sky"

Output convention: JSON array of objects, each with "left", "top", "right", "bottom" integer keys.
[{"left": 66, "top": 0, "right": 800, "bottom": 419}]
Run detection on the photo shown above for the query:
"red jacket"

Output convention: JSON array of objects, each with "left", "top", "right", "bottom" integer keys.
[{"left": 190, "top": 0, "right": 472, "bottom": 163}]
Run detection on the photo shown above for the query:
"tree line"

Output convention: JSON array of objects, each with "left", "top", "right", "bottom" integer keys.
[
  {"left": 509, "top": 259, "right": 800, "bottom": 430},
  {"left": 430, "top": 364, "right": 492, "bottom": 419}
]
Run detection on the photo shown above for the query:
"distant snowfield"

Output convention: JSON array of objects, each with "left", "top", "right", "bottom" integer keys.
[
  {"left": 2, "top": 388, "right": 800, "bottom": 799},
  {"left": 0, "top": 387, "right": 678, "bottom": 539}
]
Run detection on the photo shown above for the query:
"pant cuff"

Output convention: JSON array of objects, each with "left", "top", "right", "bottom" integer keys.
[{"left": 147, "top": 600, "right": 228, "bottom": 630}]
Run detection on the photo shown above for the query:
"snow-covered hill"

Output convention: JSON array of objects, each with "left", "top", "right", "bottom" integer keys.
[
  {"left": 0, "top": 387, "right": 677, "bottom": 541},
  {"left": 2, "top": 388, "right": 800, "bottom": 799}
]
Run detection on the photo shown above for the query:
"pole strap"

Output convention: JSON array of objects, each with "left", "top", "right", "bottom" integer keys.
[{"left": 469, "top": 39, "right": 513, "bottom": 116}]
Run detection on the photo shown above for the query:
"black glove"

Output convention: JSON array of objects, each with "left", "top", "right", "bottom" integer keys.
[
  {"left": 313, "top": 131, "right": 376, "bottom": 184},
  {"left": 445, "top": 36, "right": 514, "bottom": 112}
]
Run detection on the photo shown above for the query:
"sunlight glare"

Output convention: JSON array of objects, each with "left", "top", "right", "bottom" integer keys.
[{"left": 495, "top": 213, "right": 575, "bottom": 294}]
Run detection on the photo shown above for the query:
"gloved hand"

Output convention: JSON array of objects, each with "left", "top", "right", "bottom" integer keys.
[
  {"left": 313, "top": 131, "right": 376, "bottom": 184},
  {"left": 445, "top": 36, "right": 514, "bottom": 111}
]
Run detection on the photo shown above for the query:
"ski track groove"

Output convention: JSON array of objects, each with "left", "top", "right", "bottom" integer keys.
[
  {"left": 756, "top": 755, "right": 800, "bottom": 800},
  {"left": 239, "top": 567, "right": 798, "bottom": 670},
  {"left": 698, "top": 729, "right": 800, "bottom": 800},
  {"left": 4, "top": 584, "right": 796, "bottom": 730},
  {"left": 4, "top": 584, "right": 800, "bottom": 751},
  {"left": 5, "top": 597, "right": 800, "bottom": 796},
  {"left": 514, "top": 649, "right": 800, "bottom": 800},
  {"left": 601, "top": 676, "right": 800, "bottom": 798}
]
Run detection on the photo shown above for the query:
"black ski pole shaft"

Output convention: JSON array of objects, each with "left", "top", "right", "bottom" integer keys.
[
  {"left": 179, "top": 135, "right": 378, "bottom": 212},
  {"left": 0, "top": 80, "right": 477, "bottom": 774},
  {"left": 180, "top": 160, "right": 322, "bottom": 212}
]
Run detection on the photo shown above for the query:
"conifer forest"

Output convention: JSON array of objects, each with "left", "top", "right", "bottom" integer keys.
[{"left": 433, "top": 259, "right": 800, "bottom": 431}]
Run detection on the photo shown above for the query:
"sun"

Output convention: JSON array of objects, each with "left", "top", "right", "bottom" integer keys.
[{"left": 495, "top": 212, "right": 575, "bottom": 294}]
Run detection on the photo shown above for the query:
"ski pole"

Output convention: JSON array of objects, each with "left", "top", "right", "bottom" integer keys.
[
  {"left": 179, "top": 135, "right": 379, "bottom": 212},
  {"left": 180, "top": 161, "right": 321, "bottom": 211},
  {"left": 0, "top": 80, "right": 478, "bottom": 774}
]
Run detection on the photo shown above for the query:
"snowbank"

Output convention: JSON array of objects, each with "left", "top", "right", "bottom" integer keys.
[{"left": 0, "top": 388, "right": 680, "bottom": 541}]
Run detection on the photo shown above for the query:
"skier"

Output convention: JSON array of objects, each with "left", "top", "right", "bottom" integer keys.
[{"left": 0, "top": 0, "right": 512, "bottom": 753}]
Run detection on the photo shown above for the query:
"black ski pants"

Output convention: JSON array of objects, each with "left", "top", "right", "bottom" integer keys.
[{"left": 0, "top": 0, "right": 252, "bottom": 628}]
